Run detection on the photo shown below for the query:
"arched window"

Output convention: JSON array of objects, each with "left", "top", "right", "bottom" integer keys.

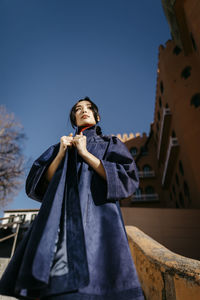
[
  {"left": 159, "top": 97, "right": 162, "bottom": 108},
  {"left": 172, "top": 130, "right": 176, "bottom": 138},
  {"left": 179, "top": 160, "right": 184, "bottom": 176},
  {"left": 175, "top": 173, "right": 179, "bottom": 186},
  {"left": 160, "top": 81, "right": 164, "bottom": 94},
  {"left": 191, "top": 93, "right": 200, "bottom": 108},
  {"left": 172, "top": 184, "right": 176, "bottom": 196},
  {"left": 190, "top": 33, "right": 197, "bottom": 51},
  {"left": 181, "top": 66, "right": 191, "bottom": 79},
  {"left": 157, "top": 111, "right": 160, "bottom": 121},
  {"left": 183, "top": 181, "right": 190, "bottom": 197},
  {"left": 145, "top": 186, "right": 155, "bottom": 194},
  {"left": 179, "top": 192, "right": 184, "bottom": 207},
  {"left": 170, "top": 192, "right": 173, "bottom": 201},
  {"left": 130, "top": 147, "right": 137, "bottom": 156},
  {"left": 173, "top": 46, "right": 181, "bottom": 55}
]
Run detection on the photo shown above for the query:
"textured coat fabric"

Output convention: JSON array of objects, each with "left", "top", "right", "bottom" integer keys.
[{"left": 0, "top": 126, "right": 144, "bottom": 300}]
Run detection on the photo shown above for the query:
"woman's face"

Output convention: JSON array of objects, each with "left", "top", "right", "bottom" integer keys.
[{"left": 75, "top": 100, "right": 97, "bottom": 127}]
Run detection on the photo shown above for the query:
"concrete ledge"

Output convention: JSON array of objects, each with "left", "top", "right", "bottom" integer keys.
[{"left": 126, "top": 226, "right": 200, "bottom": 300}]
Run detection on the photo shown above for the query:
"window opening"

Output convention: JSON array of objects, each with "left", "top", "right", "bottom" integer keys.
[
  {"left": 140, "top": 146, "right": 148, "bottom": 156},
  {"left": 175, "top": 173, "right": 179, "bottom": 186},
  {"left": 160, "top": 81, "right": 164, "bottom": 94},
  {"left": 145, "top": 186, "right": 155, "bottom": 194},
  {"left": 157, "top": 111, "right": 160, "bottom": 121},
  {"left": 183, "top": 181, "right": 190, "bottom": 197},
  {"left": 181, "top": 66, "right": 191, "bottom": 79},
  {"left": 179, "top": 192, "right": 184, "bottom": 207},
  {"left": 191, "top": 93, "right": 200, "bottom": 108},
  {"left": 143, "top": 165, "right": 151, "bottom": 172},
  {"left": 172, "top": 184, "right": 176, "bottom": 196},
  {"left": 179, "top": 160, "right": 184, "bottom": 175},
  {"left": 159, "top": 97, "right": 162, "bottom": 108},
  {"left": 190, "top": 33, "right": 197, "bottom": 51},
  {"left": 172, "top": 130, "right": 176, "bottom": 138},
  {"left": 130, "top": 147, "right": 137, "bottom": 156},
  {"left": 173, "top": 46, "right": 181, "bottom": 55}
]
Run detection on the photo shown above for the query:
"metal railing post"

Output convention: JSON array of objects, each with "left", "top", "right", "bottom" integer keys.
[{"left": 10, "top": 222, "right": 20, "bottom": 258}]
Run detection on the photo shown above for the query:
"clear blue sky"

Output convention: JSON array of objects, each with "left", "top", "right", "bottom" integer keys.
[{"left": 0, "top": 0, "right": 170, "bottom": 213}]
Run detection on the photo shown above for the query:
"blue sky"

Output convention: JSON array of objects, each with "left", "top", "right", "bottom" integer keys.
[{"left": 0, "top": 0, "right": 170, "bottom": 213}]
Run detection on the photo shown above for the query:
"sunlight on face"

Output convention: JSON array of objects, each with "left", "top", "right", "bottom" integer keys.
[{"left": 75, "top": 100, "right": 97, "bottom": 127}]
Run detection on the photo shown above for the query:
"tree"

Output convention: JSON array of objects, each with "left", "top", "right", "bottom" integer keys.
[{"left": 0, "top": 106, "right": 25, "bottom": 207}]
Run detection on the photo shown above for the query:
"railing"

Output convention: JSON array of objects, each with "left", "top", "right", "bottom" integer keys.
[
  {"left": 138, "top": 171, "right": 155, "bottom": 178},
  {"left": 0, "top": 216, "right": 21, "bottom": 258},
  {"left": 132, "top": 194, "right": 159, "bottom": 202}
]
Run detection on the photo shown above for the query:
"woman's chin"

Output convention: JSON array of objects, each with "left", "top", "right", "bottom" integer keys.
[{"left": 77, "top": 121, "right": 96, "bottom": 127}]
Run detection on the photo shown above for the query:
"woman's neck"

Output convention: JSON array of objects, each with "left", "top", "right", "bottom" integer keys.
[{"left": 78, "top": 124, "right": 95, "bottom": 134}]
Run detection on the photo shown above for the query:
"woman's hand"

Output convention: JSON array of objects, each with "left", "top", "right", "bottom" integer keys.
[
  {"left": 46, "top": 132, "right": 106, "bottom": 182},
  {"left": 72, "top": 132, "right": 88, "bottom": 157},
  {"left": 58, "top": 133, "right": 73, "bottom": 158},
  {"left": 72, "top": 133, "right": 106, "bottom": 180}
]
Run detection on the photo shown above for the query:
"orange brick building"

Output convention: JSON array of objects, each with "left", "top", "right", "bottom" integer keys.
[{"left": 120, "top": 0, "right": 200, "bottom": 208}]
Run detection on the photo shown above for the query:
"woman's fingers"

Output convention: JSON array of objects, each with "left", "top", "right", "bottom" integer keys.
[
  {"left": 60, "top": 133, "right": 86, "bottom": 152},
  {"left": 60, "top": 135, "right": 73, "bottom": 148},
  {"left": 72, "top": 134, "right": 87, "bottom": 156}
]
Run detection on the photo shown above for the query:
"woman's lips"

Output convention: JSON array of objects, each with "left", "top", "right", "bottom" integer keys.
[{"left": 82, "top": 115, "right": 89, "bottom": 119}]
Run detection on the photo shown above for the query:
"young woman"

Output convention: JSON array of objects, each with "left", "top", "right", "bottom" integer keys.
[{"left": 0, "top": 97, "right": 144, "bottom": 300}]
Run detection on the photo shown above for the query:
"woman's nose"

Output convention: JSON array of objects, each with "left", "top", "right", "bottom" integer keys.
[{"left": 83, "top": 106, "right": 88, "bottom": 113}]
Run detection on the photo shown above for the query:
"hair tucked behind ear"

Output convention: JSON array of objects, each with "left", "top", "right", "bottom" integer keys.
[{"left": 70, "top": 96, "right": 100, "bottom": 128}]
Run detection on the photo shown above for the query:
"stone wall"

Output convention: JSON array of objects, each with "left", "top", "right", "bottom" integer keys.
[{"left": 126, "top": 226, "right": 200, "bottom": 300}]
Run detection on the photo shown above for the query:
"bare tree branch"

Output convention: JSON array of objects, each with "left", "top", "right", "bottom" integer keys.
[{"left": 0, "top": 106, "right": 25, "bottom": 207}]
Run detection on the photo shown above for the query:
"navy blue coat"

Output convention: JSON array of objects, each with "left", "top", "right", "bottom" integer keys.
[{"left": 0, "top": 126, "right": 144, "bottom": 300}]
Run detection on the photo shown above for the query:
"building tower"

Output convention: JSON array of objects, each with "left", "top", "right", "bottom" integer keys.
[{"left": 121, "top": 0, "right": 200, "bottom": 208}]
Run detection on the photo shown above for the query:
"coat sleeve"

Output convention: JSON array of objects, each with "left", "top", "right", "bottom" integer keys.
[
  {"left": 91, "top": 136, "right": 139, "bottom": 203},
  {"left": 25, "top": 144, "right": 60, "bottom": 202}
]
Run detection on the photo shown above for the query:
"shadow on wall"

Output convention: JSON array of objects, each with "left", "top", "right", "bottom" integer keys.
[{"left": 121, "top": 207, "right": 200, "bottom": 260}]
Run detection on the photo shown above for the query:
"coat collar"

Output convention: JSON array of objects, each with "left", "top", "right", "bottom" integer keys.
[{"left": 76, "top": 125, "right": 99, "bottom": 141}]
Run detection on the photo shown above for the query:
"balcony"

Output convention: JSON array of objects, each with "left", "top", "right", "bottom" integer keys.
[
  {"left": 131, "top": 194, "right": 159, "bottom": 203},
  {"left": 138, "top": 171, "right": 155, "bottom": 178},
  {"left": 157, "top": 108, "right": 172, "bottom": 162},
  {"left": 162, "top": 137, "right": 179, "bottom": 188}
]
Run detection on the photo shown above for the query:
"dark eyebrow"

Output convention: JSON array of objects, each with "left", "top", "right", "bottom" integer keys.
[{"left": 76, "top": 103, "right": 91, "bottom": 108}]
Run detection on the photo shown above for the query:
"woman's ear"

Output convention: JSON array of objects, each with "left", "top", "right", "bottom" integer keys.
[{"left": 97, "top": 115, "right": 100, "bottom": 122}]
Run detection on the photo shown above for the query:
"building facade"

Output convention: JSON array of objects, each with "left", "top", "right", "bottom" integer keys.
[
  {"left": 120, "top": 0, "right": 200, "bottom": 208},
  {"left": 1, "top": 209, "right": 39, "bottom": 229}
]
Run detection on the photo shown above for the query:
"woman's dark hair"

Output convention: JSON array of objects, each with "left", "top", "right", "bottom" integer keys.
[{"left": 70, "top": 96, "right": 100, "bottom": 128}]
